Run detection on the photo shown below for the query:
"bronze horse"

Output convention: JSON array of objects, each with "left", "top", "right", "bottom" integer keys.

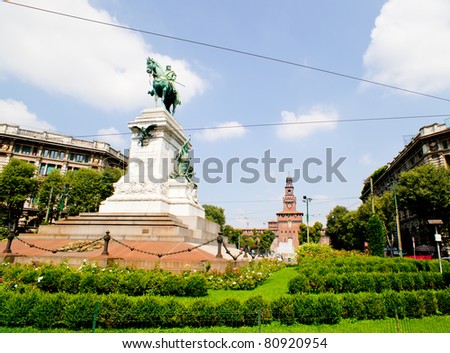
[{"left": 146, "top": 58, "right": 181, "bottom": 115}]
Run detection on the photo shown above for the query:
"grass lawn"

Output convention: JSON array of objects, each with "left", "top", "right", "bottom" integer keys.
[{"left": 204, "top": 265, "right": 297, "bottom": 302}]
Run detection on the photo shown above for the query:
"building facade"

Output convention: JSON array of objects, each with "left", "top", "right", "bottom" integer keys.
[
  {"left": 269, "top": 176, "right": 304, "bottom": 255},
  {"left": 0, "top": 123, "right": 127, "bottom": 174},
  {"left": 360, "top": 121, "right": 450, "bottom": 253},
  {"left": 361, "top": 122, "right": 450, "bottom": 201}
]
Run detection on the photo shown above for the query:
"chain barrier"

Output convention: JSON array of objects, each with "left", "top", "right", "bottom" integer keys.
[
  {"left": 12, "top": 233, "right": 242, "bottom": 260},
  {"left": 15, "top": 236, "right": 103, "bottom": 254},
  {"left": 222, "top": 241, "right": 245, "bottom": 261},
  {"left": 110, "top": 237, "right": 216, "bottom": 258}
]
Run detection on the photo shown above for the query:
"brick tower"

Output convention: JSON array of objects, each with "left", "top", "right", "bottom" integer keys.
[{"left": 271, "top": 176, "right": 303, "bottom": 255}]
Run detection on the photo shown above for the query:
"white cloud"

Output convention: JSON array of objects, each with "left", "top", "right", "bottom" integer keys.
[
  {"left": 0, "top": 99, "right": 54, "bottom": 131},
  {"left": 359, "top": 153, "right": 378, "bottom": 166},
  {"left": 96, "top": 126, "right": 128, "bottom": 151},
  {"left": 0, "top": 0, "right": 206, "bottom": 111},
  {"left": 276, "top": 106, "right": 339, "bottom": 140},
  {"left": 194, "top": 121, "right": 247, "bottom": 142},
  {"left": 364, "top": 0, "right": 450, "bottom": 93}
]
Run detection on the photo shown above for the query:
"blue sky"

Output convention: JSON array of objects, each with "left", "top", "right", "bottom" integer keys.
[{"left": 1, "top": 0, "right": 450, "bottom": 228}]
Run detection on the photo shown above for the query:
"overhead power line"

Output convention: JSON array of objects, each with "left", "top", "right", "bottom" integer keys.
[
  {"left": 4, "top": 0, "right": 450, "bottom": 103},
  {"left": 73, "top": 113, "right": 450, "bottom": 138}
]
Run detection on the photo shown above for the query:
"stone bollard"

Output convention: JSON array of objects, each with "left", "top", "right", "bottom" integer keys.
[
  {"left": 101, "top": 230, "right": 111, "bottom": 256},
  {"left": 216, "top": 233, "right": 223, "bottom": 258},
  {"left": 2, "top": 230, "right": 16, "bottom": 254}
]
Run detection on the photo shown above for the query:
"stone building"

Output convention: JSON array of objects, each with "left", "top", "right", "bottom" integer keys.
[
  {"left": 0, "top": 123, "right": 127, "bottom": 174},
  {"left": 360, "top": 121, "right": 450, "bottom": 253},
  {"left": 237, "top": 176, "right": 304, "bottom": 257},
  {"left": 269, "top": 175, "right": 304, "bottom": 255}
]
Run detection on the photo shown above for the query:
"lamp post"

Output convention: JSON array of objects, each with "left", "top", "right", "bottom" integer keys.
[
  {"left": 428, "top": 219, "right": 443, "bottom": 274},
  {"left": 303, "top": 196, "right": 312, "bottom": 243}
]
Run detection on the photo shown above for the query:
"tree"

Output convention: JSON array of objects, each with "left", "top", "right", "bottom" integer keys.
[
  {"left": 99, "top": 167, "right": 123, "bottom": 200},
  {"left": 397, "top": 164, "right": 450, "bottom": 247},
  {"left": 203, "top": 204, "right": 226, "bottom": 231},
  {"left": 325, "top": 206, "right": 363, "bottom": 250},
  {"left": 298, "top": 221, "right": 323, "bottom": 244},
  {"left": 36, "top": 170, "right": 66, "bottom": 222},
  {"left": 0, "top": 158, "right": 38, "bottom": 230},
  {"left": 222, "top": 224, "right": 242, "bottom": 249},
  {"left": 366, "top": 214, "right": 386, "bottom": 257},
  {"left": 258, "top": 230, "right": 276, "bottom": 255},
  {"left": 64, "top": 168, "right": 120, "bottom": 215},
  {"left": 397, "top": 164, "right": 450, "bottom": 219}
]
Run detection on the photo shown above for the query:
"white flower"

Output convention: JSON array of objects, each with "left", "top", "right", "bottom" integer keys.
[{"left": 37, "top": 276, "right": 44, "bottom": 283}]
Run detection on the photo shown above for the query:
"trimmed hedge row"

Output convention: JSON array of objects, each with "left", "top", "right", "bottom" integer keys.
[
  {"left": 1, "top": 263, "right": 208, "bottom": 297},
  {"left": 1, "top": 259, "right": 285, "bottom": 295},
  {"left": 298, "top": 257, "right": 448, "bottom": 277},
  {"left": 0, "top": 289, "right": 449, "bottom": 329},
  {"left": 288, "top": 271, "right": 449, "bottom": 294}
]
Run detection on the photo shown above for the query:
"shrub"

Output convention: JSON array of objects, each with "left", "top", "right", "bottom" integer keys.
[
  {"left": 288, "top": 274, "right": 310, "bottom": 294},
  {"left": 36, "top": 266, "right": 68, "bottom": 293},
  {"left": 292, "top": 294, "right": 318, "bottom": 325},
  {"left": 435, "top": 289, "right": 450, "bottom": 314},
  {"left": 98, "top": 294, "right": 133, "bottom": 329},
  {"left": 58, "top": 270, "right": 82, "bottom": 294},
  {"left": 118, "top": 270, "right": 149, "bottom": 296},
  {"left": 215, "top": 298, "right": 244, "bottom": 327},
  {"left": 2, "top": 290, "right": 39, "bottom": 326},
  {"left": 184, "top": 299, "right": 216, "bottom": 327},
  {"left": 159, "top": 298, "right": 187, "bottom": 328},
  {"left": 30, "top": 292, "right": 67, "bottom": 328},
  {"left": 131, "top": 296, "right": 165, "bottom": 328},
  {"left": 182, "top": 273, "right": 208, "bottom": 297},
  {"left": 271, "top": 295, "right": 295, "bottom": 325},
  {"left": 316, "top": 293, "right": 342, "bottom": 324},
  {"left": 242, "top": 295, "right": 272, "bottom": 326},
  {"left": 63, "top": 293, "right": 99, "bottom": 330}
]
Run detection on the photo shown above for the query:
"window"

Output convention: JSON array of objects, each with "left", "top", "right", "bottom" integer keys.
[
  {"left": 50, "top": 150, "right": 59, "bottom": 159},
  {"left": 59, "top": 151, "right": 65, "bottom": 160},
  {"left": 43, "top": 149, "right": 49, "bottom": 157},
  {"left": 76, "top": 154, "right": 85, "bottom": 162},
  {"left": 46, "top": 164, "right": 55, "bottom": 174},
  {"left": 69, "top": 153, "right": 74, "bottom": 161},
  {"left": 21, "top": 146, "right": 31, "bottom": 155},
  {"left": 84, "top": 155, "right": 90, "bottom": 163},
  {"left": 39, "top": 164, "right": 46, "bottom": 175},
  {"left": 14, "top": 145, "right": 21, "bottom": 153}
]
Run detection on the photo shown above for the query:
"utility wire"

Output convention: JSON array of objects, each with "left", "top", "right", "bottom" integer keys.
[
  {"left": 4, "top": 0, "right": 450, "bottom": 103},
  {"left": 74, "top": 113, "right": 450, "bottom": 138}
]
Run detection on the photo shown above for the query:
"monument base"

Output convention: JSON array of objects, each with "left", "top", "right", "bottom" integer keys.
[
  {"left": 37, "top": 212, "right": 218, "bottom": 243},
  {"left": 38, "top": 107, "right": 219, "bottom": 250}
]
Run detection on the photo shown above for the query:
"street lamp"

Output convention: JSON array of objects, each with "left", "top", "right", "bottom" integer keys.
[
  {"left": 428, "top": 219, "right": 443, "bottom": 274},
  {"left": 303, "top": 196, "right": 312, "bottom": 243}
]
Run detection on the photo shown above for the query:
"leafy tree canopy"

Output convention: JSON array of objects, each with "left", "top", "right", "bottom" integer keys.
[
  {"left": 203, "top": 204, "right": 226, "bottom": 230},
  {"left": 0, "top": 158, "right": 38, "bottom": 229}
]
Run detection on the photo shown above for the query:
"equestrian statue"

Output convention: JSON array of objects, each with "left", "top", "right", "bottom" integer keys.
[{"left": 146, "top": 57, "right": 181, "bottom": 115}]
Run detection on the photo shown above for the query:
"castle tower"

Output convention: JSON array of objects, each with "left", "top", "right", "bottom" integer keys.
[{"left": 273, "top": 176, "right": 303, "bottom": 255}]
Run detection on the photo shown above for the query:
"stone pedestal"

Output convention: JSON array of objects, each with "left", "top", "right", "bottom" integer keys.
[
  {"left": 99, "top": 107, "right": 204, "bottom": 217},
  {"left": 38, "top": 108, "right": 219, "bottom": 243}
]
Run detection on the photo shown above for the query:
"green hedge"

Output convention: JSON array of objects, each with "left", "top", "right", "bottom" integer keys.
[
  {"left": 298, "top": 257, "right": 448, "bottom": 277},
  {"left": 1, "top": 289, "right": 449, "bottom": 329},
  {"left": 1, "top": 259, "right": 284, "bottom": 295},
  {"left": 288, "top": 271, "right": 448, "bottom": 294},
  {"left": 1, "top": 263, "right": 207, "bottom": 297}
]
